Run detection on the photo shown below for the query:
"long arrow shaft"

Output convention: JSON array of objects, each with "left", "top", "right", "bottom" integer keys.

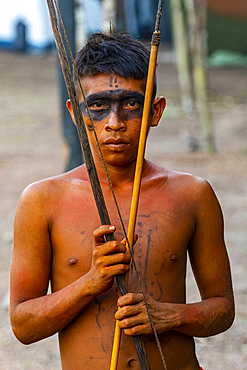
[{"left": 110, "top": 1, "right": 167, "bottom": 369}]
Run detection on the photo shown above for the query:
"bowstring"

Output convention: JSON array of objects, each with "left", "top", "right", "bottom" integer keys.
[{"left": 52, "top": 1, "right": 167, "bottom": 368}]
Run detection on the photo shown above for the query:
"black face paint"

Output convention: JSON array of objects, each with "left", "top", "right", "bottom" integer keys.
[
  {"left": 80, "top": 90, "right": 145, "bottom": 124},
  {"left": 109, "top": 76, "right": 118, "bottom": 88}
]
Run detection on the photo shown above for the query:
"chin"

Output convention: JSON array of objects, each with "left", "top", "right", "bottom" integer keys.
[{"left": 107, "top": 156, "right": 134, "bottom": 166}]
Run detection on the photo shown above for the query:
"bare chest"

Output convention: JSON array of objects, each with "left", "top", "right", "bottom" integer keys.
[{"left": 49, "top": 183, "right": 195, "bottom": 300}]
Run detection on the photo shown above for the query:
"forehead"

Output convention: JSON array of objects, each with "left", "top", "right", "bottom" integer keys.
[{"left": 80, "top": 73, "right": 145, "bottom": 99}]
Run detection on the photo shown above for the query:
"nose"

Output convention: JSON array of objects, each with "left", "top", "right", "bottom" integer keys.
[{"left": 105, "top": 108, "right": 126, "bottom": 131}]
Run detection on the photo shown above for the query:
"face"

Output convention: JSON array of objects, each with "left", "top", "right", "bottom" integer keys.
[{"left": 68, "top": 73, "right": 166, "bottom": 167}]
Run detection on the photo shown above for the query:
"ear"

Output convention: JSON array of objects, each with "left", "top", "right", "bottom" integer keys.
[
  {"left": 66, "top": 99, "right": 76, "bottom": 123},
  {"left": 150, "top": 96, "right": 166, "bottom": 127}
]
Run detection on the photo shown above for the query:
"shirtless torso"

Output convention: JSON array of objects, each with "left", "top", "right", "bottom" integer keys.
[
  {"left": 10, "top": 73, "right": 234, "bottom": 370},
  {"left": 54, "top": 163, "right": 198, "bottom": 370}
]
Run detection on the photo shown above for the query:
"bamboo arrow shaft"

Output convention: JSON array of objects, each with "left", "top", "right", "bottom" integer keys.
[
  {"left": 128, "top": 42, "right": 160, "bottom": 238},
  {"left": 110, "top": 44, "right": 160, "bottom": 370},
  {"left": 110, "top": 1, "right": 164, "bottom": 369},
  {"left": 46, "top": 1, "right": 150, "bottom": 369}
]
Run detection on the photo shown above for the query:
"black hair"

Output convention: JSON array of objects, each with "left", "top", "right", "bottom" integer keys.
[{"left": 74, "top": 32, "right": 157, "bottom": 99}]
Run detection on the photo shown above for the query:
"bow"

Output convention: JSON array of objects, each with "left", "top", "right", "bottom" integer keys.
[{"left": 46, "top": 1, "right": 165, "bottom": 369}]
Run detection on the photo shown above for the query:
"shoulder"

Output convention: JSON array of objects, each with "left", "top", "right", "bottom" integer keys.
[
  {"left": 146, "top": 160, "right": 211, "bottom": 192},
  {"left": 16, "top": 165, "right": 88, "bottom": 213},
  {"left": 168, "top": 168, "right": 219, "bottom": 207},
  {"left": 147, "top": 160, "right": 219, "bottom": 206},
  {"left": 168, "top": 168, "right": 212, "bottom": 191}
]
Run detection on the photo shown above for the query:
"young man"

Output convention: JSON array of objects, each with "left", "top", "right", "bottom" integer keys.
[{"left": 10, "top": 33, "right": 234, "bottom": 370}]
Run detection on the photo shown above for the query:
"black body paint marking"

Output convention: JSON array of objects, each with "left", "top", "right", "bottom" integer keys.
[
  {"left": 145, "top": 229, "right": 152, "bottom": 276},
  {"left": 79, "top": 90, "right": 144, "bottom": 123},
  {"left": 94, "top": 297, "right": 107, "bottom": 353},
  {"left": 86, "top": 124, "right": 94, "bottom": 132},
  {"left": 153, "top": 251, "right": 167, "bottom": 301},
  {"left": 94, "top": 297, "right": 101, "bottom": 329},
  {"left": 144, "top": 229, "right": 152, "bottom": 292},
  {"left": 155, "top": 278, "right": 163, "bottom": 301}
]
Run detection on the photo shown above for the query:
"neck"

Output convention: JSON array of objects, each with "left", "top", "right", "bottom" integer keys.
[{"left": 93, "top": 155, "right": 149, "bottom": 188}]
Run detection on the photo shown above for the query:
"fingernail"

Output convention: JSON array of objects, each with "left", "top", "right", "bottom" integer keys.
[{"left": 109, "top": 226, "right": 115, "bottom": 231}]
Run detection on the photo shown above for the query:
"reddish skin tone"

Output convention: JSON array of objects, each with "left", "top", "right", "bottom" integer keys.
[{"left": 10, "top": 74, "right": 234, "bottom": 370}]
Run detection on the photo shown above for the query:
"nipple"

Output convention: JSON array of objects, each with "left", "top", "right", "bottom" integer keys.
[
  {"left": 170, "top": 254, "right": 178, "bottom": 262},
  {"left": 68, "top": 257, "right": 78, "bottom": 266}
]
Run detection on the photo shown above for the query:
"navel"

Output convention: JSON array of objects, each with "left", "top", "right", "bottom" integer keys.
[
  {"left": 128, "top": 358, "right": 137, "bottom": 368},
  {"left": 67, "top": 257, "right": 79, "bottom": 266}
]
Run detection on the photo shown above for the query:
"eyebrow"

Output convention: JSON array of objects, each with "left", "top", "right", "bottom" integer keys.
[{"left": 80, "top": 90, "right": 145, "bottom": 109}]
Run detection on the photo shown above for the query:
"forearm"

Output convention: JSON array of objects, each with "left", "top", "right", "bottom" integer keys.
[
  {"left": 116, "top": 293, "right": 234, "bottom": 338},
  {"left": 162, "top": 296, "right": 235, "bottom": 338},
  {"left": 10, "top": 273, "right": 97, "bottom": 344}
]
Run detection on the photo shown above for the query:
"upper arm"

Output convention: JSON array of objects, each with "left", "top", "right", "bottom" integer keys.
[
  {"left": 10, "top": 183, "right": 52, "bottom": 311},
  {"left": 188, "top": 179, "right": 234, "bottom": 302}
]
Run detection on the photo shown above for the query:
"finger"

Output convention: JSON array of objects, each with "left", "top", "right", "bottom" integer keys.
[
  {"left": 95, "top": 240, "right": 128, "bottom": 257},
  {"left": 133, "top": 234, "right": 138, "bottom": 244},
  {"left": 100, "top": 252, "right": 131, "bottom": 267},
  {"left": 117, "top": 293, "right": 143, "bottom": 307},
  {"left": 120, "top": 234, "right": 138, "bottom": 246},
  {"left": 120, "top": 234, "right": 138, "bottom": 258},
  {"left": 123, "top": 324, "right": 150, "bottom": 336},
  {"left": 117, "top": 313, "right": 151, "bottom": 336},
  {"left": 115, "top": 304, "right": 141, "bottom": 320},
  {"left": 93, "top": 225, "right": 116, "bottom": 245},
  {"left": 105, "top": 263, "right": 131, "bottom": 277}
]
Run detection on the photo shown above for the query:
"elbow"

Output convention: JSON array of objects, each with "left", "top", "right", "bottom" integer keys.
[
  {"left": 203, "top": 296, "right": 235, "bottom": 337},
  {"left": 226, "top": 297, "right": 235, "bottom": 330},
  {"left": 11, "top": 324, "right": 34, "bottom": 345},
  {"left": 10, "top": 308, "right": 37, "bottom": 345},
  {"left": 10, "top": 318, "right": 36, "bottom": 345},
  {"left": 218, "top": 296, "right": 235, "bottom": 335}
]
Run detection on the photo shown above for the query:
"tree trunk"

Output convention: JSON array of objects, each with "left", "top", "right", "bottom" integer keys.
[
  {"left": 170, "top": 0, "right": 194, "bottom": 116},
  {"left": 184, "top": 0, "right": 216, "bottom": 153}
]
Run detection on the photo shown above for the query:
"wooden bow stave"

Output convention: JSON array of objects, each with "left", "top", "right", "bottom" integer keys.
[{"left": 46, "top": 0, "right": 151, "bottom": 368}]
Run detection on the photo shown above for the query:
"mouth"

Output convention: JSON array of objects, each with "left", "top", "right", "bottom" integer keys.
[{"left": 103, "top": 138, "right": 130, "bottom": 151}]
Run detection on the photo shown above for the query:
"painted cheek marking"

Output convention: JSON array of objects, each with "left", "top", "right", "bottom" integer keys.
[
  {"left": 90, "top": 108, "right": 110, "bottom": 122},
  {"left": 87, "top": 124, "right": 94, "bottom": 132},
  {"left": 79, "top": 91, "right": 144, "bottom": 124}
]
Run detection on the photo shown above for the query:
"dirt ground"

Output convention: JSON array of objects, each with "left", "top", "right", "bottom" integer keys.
[{"left": 0, "top": 48, "right": 246, "bottom": 369}]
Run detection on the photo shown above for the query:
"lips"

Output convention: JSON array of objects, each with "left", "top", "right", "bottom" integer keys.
[
  {"left": 104, "top": 138, "right": 129, "bottom": 145},
  {"left": 104, "top": 137, "right": 130, "bottom": 151}
]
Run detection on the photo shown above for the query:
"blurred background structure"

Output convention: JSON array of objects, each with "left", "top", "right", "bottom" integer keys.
[{"left": 0, "top": 1, "right": 247, "bottom": 369}]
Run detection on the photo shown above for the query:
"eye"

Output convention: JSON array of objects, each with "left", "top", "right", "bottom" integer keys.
[
  {"left": 89, "top": 102, "right": 107, "bottom": 110},
  {"left": 125, "top": 101, "right": 140, "bottom": 110}
]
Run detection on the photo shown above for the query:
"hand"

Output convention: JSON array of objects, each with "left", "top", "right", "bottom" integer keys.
[
  {"left": 88, "top": 225, "right": 131, "bottom": 295},
  {"left": 115, "top": 293, "right": 181, "bottom": 336}
]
